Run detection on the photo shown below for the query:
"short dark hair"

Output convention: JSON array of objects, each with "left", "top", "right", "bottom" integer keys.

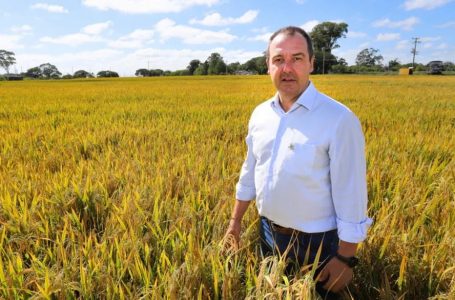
[{"left": 265, "top": 26, "right": 314, "bottom": 61}]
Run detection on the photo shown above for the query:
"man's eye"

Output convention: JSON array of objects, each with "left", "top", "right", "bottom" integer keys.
[
  {"left": 273, "top": 58, "right": 283, "bottom": 64},
  {"left": 294, "top": 57, "right": 303, "bottom": 61}
]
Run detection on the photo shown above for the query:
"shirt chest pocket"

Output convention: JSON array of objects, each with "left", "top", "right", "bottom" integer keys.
[{"left": 281, "top": 143, "right": 322, "bottom": 177}]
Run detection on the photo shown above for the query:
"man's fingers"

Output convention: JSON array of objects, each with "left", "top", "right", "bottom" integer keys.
[
  {"left": 323, "top": 273, "right": 340, "bottom": 291},
  {"left": 323, "top": 267, "right": 351, "bottom": 292},
  {"left": 221, "top": 233, "right": 239, "bottom": 254},
  {"left": 317, "top": 268, "right": 329, "bottom": 282}
]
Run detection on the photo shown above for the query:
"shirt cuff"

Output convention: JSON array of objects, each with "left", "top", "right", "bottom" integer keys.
[
  {"left": 336, "top": 217, "right": 373, "bottom": 243},
  {"left": 235, "top": 182, "right": 256, "bottom": 201}
]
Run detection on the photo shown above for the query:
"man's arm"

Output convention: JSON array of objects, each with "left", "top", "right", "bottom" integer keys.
[
  {"left": 225, "top": 119, "right": 257, "bottom": 248},
  {"left": 224, "top": 200, "right": 251, "bottom": 246},
  {"left": 320, "top": 111, "right": 372, "bottom": 292}
]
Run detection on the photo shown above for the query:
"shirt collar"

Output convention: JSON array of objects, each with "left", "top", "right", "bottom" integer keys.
[
  {"left": 271, "top": 81, "right": 318, "bottom": 112},
  {"left": 295, "top": 81, "right": 317, "bottom": 111}
]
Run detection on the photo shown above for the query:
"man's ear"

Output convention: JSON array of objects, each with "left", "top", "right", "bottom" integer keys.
[{"left": 310, "top": 56, "right": 315, "bottom": 73}]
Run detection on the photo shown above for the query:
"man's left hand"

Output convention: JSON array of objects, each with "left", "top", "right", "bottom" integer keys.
[{"left": 317, "top": 256, "right": 353, "bottom": 292}]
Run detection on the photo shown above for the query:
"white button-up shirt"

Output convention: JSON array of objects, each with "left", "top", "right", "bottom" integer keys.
[{"left": 236, "top": 82, "right": 372, "bottom": 243}]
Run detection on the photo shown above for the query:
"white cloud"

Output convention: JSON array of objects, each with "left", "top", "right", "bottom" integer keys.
[
  {"left": 82, "top": 21, "right": 113, "bottom": 35},
  {"left": 404, "top": 0, "right": 453, "bottom": 10},
  {"left": 31, "top": 3, "right": 69, "bottom": 13},
  {"left": 296, "top": 0, "right": 306, "bottom": 3},
  {"left": 420, "top": 36, "right": 441, "bottom": 42},
  {"left": 376, "top": 33, "right": 401, "bottom": 41},
  {"left": 11, "top": 25, "right": 33, "bottom": 34},
  {"left": 190, "top": 10, "right": 258, "bottom": 26},
  {"left": 82, "top": 0, "right": 219, "bottom": 14},
  {"left": 155, "top": 18, "right": 236, "bottom": 44},
  {"left": 373, "top": 17, "right": 419, "bottom": 31},
  {"left": 436, "top": 21, "right": 455, "bottom": 28},
  {"left": 16, "top": 49, "right": 124, "bottom": 74},
  {"left": 0, "top": 34, "right": 24, "bottom": 50},
  {"left": 436, "top": 43, "right": 448, "bottom": 49},
  {"left": 248, "top": 32, "right": 271, "bottom": 42},
  {"left": 251, "top": 27, "right": 269, "bottom": 33},
  {"left": 396, "top": 40, "right": 410, "bottom": 49},
  {"left": 40, "top": 21, "right": 117, "bottom": 46},
  {"left": 40, "top": 33, "right": 104, "bottom": 46},
  {"left": 419, "top": 37, "right": 442, "bottom": 50},
  {"left": 347, "top": 31, "right": 367, "bottom": 38},
  {"left": 301, "top": 20, "right": 320, "bottom": 32},
  {"left": 108, "top": 29, "right": 155, "bottom": 49}
]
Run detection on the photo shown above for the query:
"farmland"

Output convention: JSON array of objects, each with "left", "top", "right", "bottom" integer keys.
[{"left": 0, "top": 75, "right": 454, "bottom": 299}]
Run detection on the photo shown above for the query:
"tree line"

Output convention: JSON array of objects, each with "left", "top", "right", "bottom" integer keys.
[{"left": 1, "top": 22, "right": 454, "bottom": 80}]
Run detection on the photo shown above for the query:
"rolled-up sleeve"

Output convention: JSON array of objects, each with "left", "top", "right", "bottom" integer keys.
[
  {"left": 235, "top": 125, "right": 256, "bottom": 201},
  {"left": 329, "top": 111, "right": 372, "bottom": 243}
]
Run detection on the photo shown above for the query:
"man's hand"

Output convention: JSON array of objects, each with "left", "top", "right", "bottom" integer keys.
[
  {"left": 222, "top": 200, "right": 251, "bottom": 253},
  {"left": 222, "top": 219, "right": 241, "bottom": 253},
  {"left": 317, "top": 256, "right": 353, "bottom": 292}
]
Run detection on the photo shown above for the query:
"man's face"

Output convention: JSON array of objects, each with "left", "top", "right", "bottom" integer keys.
[{"left": 267, "top": 33, "right": 314, "bottom": 103}]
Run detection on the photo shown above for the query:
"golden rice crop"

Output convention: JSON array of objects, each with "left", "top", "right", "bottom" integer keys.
[{"left": 0, "top": 75, "right": 454, "bottom": 299}]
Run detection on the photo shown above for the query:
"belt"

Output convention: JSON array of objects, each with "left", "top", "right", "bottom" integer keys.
[
  {"left": 265, "top": 217, "right": 337, "bottom": 236},
  {"left": 270, "top": 222, "right": 297, "bottom": 235}
]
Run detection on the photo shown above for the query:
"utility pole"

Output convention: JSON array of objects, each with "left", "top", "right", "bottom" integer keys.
[{"left": 411, "top": 37, "right": 420, "bottom": 69}]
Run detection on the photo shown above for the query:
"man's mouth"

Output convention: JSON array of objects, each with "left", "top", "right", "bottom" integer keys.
[{"left": 281, "top": 78, "right": 295, "bottom": 82}]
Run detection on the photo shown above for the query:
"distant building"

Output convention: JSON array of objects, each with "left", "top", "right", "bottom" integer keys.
[
  {"left": 234, "top": 70, "right": 256, "bottom": 75},
  {"left": 4, "top": 74, "right": 24, "bottom": 80},
  {"left": 427, "top": 61, "right": 443, "bottom": 75}
]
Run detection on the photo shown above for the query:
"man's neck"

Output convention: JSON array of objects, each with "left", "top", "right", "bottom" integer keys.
[
  {"left": 278, "top": 95, "right": 299, "bottom": 112},
  {"left": 278, "top": 81, "right": 310, "bottom": 112}
]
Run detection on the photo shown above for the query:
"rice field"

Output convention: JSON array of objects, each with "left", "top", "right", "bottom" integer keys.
[{"left": 0, "top": 75, "right": 454, "bottom": 299}]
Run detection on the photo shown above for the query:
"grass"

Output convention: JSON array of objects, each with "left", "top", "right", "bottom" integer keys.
[{"left": 0, "top": 75, "right": 454, "bottom": 299}]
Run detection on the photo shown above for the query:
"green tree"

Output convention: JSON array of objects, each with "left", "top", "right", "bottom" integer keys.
[
  {"left": 39, "top": 63, "right": 62, "bottom": 79},
  {"left": 187, "top": 59, "right": 201, "bottom": 75},
  {"left": 73, "top": 70, "right": 94, "bottom": 78},
  {"left": 97, "top": 70, "right": 119, "bottom": 77},
  {"left": 331, "top": 58, "right": 350, "bottom": 74},
  {"left": 312, "top": 50, "right": 337, "bottom": 74},
  {"left": 388, "top": 58, "right": 401, "bottom": 71},
  {"left": 443, "top": 61, "right": 455, "bottom": 71},
  {"left": 242, "top": 56, "right": 267, "bottom": 74},
  {"left": 227, "top": 62, "right": 241, "bottom": 74},
  {"left": 25, "top": 66, "right": 42, "bottom": 78},
  {"left": 194, "top": 62, "right": 208, "bottom": 75},
  {"left": 355, "top": 48, "right": 383, "bottom": 67},
  {"left": 0, "top": 50, "right": 16, "bottom": 74},
  {"left": 149, "top": 69, "right": 164, "bottom": 76},
  {"left": 135, "top": 68, "right": 151, "bottom": 77},
  {"left": 310, "top": 22, "right": 348, "bottom": 74},
  {"left": 207, "top": 53, "right": 226, "bottom": 75}
]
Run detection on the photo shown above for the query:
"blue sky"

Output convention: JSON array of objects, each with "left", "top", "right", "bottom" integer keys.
[{"left": 1, "top": 0, "right": 454, "bottom": 76}]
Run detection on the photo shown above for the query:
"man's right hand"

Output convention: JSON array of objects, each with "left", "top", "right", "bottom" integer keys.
[
  {"left": 222, "top": 218, "right": 241, "bottom": 253},
  {"left": 222, "top": 200, "right": 251, "bottom": 253}
]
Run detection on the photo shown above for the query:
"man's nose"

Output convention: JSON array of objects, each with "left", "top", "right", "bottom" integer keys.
[{"left": 282, "top": 60, "right": 292, "bottom": 73}]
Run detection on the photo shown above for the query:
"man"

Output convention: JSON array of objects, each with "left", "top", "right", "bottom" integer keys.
[{"left": 224, "top": 26, "right": 372, "bottom": 297}]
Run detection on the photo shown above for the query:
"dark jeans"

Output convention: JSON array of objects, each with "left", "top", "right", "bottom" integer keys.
[{"left": 259, "top": 216, "right": 340, "bottom": 300}]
